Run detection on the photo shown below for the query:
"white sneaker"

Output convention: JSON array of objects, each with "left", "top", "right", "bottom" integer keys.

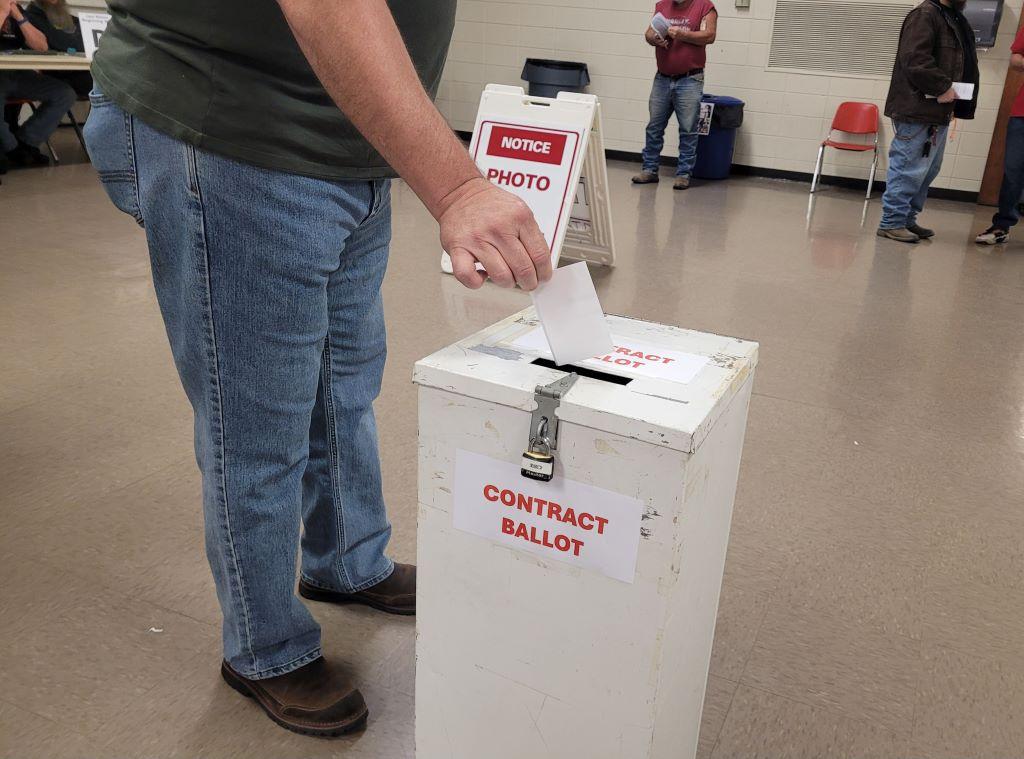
[{"left": 975, "top": 226, "right": 1008, "bottom": 245}]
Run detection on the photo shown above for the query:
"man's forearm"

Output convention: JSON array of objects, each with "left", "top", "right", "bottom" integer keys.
[
  {"left": 674, "top": 29, "right": 714, "bottom": 46},
  {"left": 278, "top": 0, "right": 479, "bottom": 219}
]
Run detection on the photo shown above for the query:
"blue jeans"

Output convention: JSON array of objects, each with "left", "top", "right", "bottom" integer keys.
[
  {"left": 993, "top": 116, "right": 1024, "bottom": 230},
  {"left": 879, "top": 120, "right": 948, "bottom": 230},
  {"left": 0, "top": 70, "right": 77, "bottom": 151},
  {"left": 641, "top": 72, "right": 704, "bottom": 178},
  {"left": 83, "top": 90, "right": 395, "bottom": 680}
]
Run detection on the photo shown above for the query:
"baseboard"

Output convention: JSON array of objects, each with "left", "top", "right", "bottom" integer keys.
[{"left": 456, "top": 131, "right": 978, "bottom": 204}]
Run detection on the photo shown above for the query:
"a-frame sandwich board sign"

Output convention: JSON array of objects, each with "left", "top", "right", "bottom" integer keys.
[{"left": 441, "top": 84, "right": 615, "bottom": 274}]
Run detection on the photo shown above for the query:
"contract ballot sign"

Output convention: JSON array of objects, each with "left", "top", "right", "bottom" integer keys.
[
  {"left": 442, "top": 84, "right": 616, "bottom": 271},
  {"left": 454, "top": 449, "right": 643, "bottom": 583}
]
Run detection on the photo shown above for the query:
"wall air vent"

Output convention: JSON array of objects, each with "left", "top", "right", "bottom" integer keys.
[{"left": 768, "top": 0, "right": 916, "bottom": 78}]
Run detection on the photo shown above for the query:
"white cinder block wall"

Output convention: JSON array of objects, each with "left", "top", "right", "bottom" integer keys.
[{"left": 437, "top": 0, "right": 1024, "bottom": 193}]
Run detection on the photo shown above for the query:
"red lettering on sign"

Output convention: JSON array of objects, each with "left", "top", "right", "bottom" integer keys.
[
  {"left": 484, "top": 484, "right": 499, "bottom": 502},
  {"left": 487, "top": 125, "right": 567, "bottom": 165},
  {"left": 501, "top": 517, "right": 515, "bottom": 535}
]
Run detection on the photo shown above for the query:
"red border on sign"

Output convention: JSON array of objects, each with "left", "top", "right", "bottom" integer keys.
[{"left": 473, "top": 120, "right": 581, "bottom": 261}]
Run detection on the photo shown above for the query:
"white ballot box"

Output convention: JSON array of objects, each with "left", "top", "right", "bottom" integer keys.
[{"left": 413, "top": 308, "right": 758, "bottom": 759}]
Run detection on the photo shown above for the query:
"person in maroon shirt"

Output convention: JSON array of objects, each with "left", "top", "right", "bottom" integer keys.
[
  {"left": 975, "top": 27, "right": 1024, "bottom": 244},
  {"left": 632, "top": 0, "right": 718, "bottom": 190}
]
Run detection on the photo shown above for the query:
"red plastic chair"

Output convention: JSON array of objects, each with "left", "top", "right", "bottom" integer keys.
[{"left": 810, "top": 102, "right": 880, "bottom": 199}]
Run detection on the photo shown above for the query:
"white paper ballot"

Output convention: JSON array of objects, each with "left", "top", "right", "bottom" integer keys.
[
  {"left": 650, "top": 12, "right": 671, "bottom": 37},
  {"left": 953, "top": 82, "right": 974, "bottom": 100},
  {"left": 926, "top": 82, "right": 974, "bottom": 100},
  {"left": 530, "top": 262, "right": 613, "bottom": 366}
]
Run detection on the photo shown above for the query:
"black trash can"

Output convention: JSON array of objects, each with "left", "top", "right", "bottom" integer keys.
[
  {"left": 693, "top": 95, "right": 744, "bottom": 180},
  {"left": 520, "top": 59, "right": 590, "bottom": 98}
]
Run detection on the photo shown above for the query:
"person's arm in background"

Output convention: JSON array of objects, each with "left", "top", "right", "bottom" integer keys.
[
  {"left": 8, "top": 1, "right": 48, "bottom": 51},
  {"left": 277, "top": 0, "right": 550, "bottom": 291},
  {"left": 645, "top": 26, "right": 669, "bottom": 48},
  {"left": 899, "top": 10, "right": 956, "bottom": 103},
  {"left": 667, "top": 11, "right": 717, "bottom": 46}
]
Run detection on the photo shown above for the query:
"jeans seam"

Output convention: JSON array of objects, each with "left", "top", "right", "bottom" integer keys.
[
  {"left": 123, "top": 111, "right": 145, "bottom": 226},
  {"left": 190, "top": 143, "right": 259, "bottom": 676},
  {"left": 246, "top": 646, "right": 323, "bottom": 680},
  {"left": 319, "top": 339, "right": 355, "bottom": 591},
  {"left": 301, "top": 561, "right": 394, "bottom": 594}
]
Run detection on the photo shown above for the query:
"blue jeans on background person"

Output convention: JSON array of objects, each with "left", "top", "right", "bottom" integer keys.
[
  {"left": 0, "top": 71, "right": 77, "bottom": 152},
  {"left": 879, "top": 120, "right": 948, "bottom": 230},
  {"left": 641, "top": 72, "right": 704, "bottom": 178},
  {"left": 84, "top": 89, "right": 395, "bottom": 680},
  {"left": 992, "top": 116, "right": 1024, "bottom": 230}
]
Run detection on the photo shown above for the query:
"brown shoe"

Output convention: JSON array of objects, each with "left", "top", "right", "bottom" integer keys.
[
  {"left": 299, "top": 563, "right": 415, "bottom": 616},
  {"left": 221, "top": 657, "right": 368, "bottom": 737},
  {"left": 631, "top": 170, "right": 659, "bottom": 184},
  {"left": 876, "top": 227, "right": 919, "bottom": 243},
  {"left": 673, "top": 176, "right": 690, "bottom": 190}
]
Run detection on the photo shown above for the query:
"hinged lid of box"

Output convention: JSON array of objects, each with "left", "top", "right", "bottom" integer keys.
[{"left": 414, "top": 308, "right": 757, "bottom": 453}]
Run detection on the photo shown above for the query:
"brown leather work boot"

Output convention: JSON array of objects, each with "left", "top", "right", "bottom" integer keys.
[
  {"left": 631, "top": 170, "right": 659, "bottom": 184},
  {"left": 221, "top": 657, "right": 368, "bottom": 737},
  {"left": 299, "top": 563, "right": 416, "bottom": 616}
]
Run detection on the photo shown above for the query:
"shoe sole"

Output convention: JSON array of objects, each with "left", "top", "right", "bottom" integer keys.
[
  {"left": 673, "top": 185, "right": 689, "bottom": 191},
  {"left": 299, "top": 582, "right": 415, "bottom": 616},
  {"left": 975, "top": 237, "right": 1007, "bottom": 245},
  {"left": 876, "top": 230, "right": 918, "bottom": 243},
  {"left": 220, "top": 662, "right": 369, "bottom": 738}
]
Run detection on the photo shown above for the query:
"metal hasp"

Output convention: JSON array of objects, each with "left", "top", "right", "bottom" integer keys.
[{"left": 530, "top": 372, "right": 579, "bottom": 452}]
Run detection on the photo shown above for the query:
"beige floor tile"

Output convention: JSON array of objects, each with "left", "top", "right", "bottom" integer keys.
[
  {"left": 711, "top": 685, "right": 906, "bottom": 759},
  {"left": 910, "top": 645, "right": 1024, "bottom": 759},
  {"left": 696, "top": 675, "right": 738, "bottom": 759},
  {"left": 742, "top": 604, "right": 921, "bottom": 732},
  {"left": 918, "top": 578, "right": 1024, "bottom": 662},
  {"left": 709, "top": 583, "right": 771, "bottom": 681},
  {"left": 3, "top": 589, "right": 217, "bottom": 735},
  {"left": 0, "top": 699, "right": 103, "bottom": 759}
]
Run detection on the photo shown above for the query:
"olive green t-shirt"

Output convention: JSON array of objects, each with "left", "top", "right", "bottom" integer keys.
[{"left": 91, "top": 0, "right": 455, "bottom": 180}]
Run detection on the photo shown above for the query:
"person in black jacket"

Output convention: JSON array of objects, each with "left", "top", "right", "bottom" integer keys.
[
  {"left": 877, "top": 0, "right": 978, "bottom": 243},
  {"left": 23, "top": 0, "right": 92, "bottom": 95}
]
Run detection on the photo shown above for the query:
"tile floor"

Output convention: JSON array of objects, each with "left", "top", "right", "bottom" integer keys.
[{"left": 1, "top": 132, "right": 1023, "bottom": 758}]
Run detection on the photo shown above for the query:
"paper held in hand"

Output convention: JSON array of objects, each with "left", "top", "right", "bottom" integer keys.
[
  {"left": 530, "top": 261, "right": 613, "bottom": 366},
  {"left": 650, "top": 12, "right": 671, "bottom": 38},
  {"left": 926, "top": 82, "right": 974, "bottom": 100}
]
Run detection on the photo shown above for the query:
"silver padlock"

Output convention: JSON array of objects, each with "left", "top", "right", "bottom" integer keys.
[{"left": 521, "top": 419, "right": 555, "bottom": 482}]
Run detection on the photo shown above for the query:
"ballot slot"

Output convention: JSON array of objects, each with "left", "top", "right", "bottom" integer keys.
[{"left": 529, "top": 357, "right": 633, "bottom": 386}]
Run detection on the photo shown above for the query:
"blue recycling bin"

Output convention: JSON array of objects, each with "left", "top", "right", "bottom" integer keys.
[{"left": 693, "top": 95, "right": 744, "bottom": 180}]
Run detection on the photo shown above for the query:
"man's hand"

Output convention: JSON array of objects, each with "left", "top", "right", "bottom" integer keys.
[
  {"left": 937, "top": 87, "right": 956, "bottom": 103},
  {"left": 667, "top": 26, "right": 684, "bottom": 40},
  {"left": 439, "top": 178, "right": 551, "bottom": 290},
  {"left": 645, "top": 27, "right": 669, "bottom": 48}
]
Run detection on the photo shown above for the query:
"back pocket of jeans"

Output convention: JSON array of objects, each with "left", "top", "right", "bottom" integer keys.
[{"left": 83, "top": 90, "right": 144, "bottom": 226}]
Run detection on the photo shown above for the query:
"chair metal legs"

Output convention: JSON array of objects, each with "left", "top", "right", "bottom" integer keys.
[
  {"left": 68, "top": 110, "right": 87, "bottom": 153},
  {"left": 810, "top": 144, "right": 825, "bottom": 193},
  {"left": 866, "top": 146, "right": 878, "bottom": 199}
]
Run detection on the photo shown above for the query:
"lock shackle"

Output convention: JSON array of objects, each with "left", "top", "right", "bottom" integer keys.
[{"left": 533, "top": 416, "right": 550, "bottom": 446}]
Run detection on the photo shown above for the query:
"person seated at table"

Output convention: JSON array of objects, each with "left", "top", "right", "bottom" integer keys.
[
  {"left": 24, "top": 0, "right": 91, "bottom": 96},
  {"left": 0, "top": 0, "right": 76, "bottom": 170}
]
